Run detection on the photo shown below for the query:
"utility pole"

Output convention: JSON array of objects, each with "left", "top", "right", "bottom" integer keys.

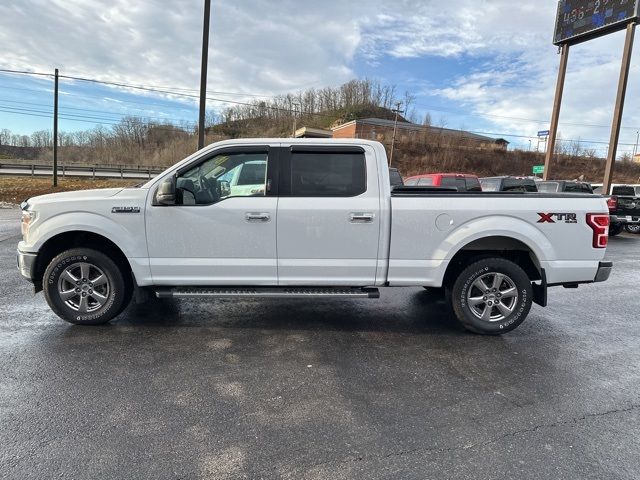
[
  {"left": 389, "top": 102, "right": 404, "bottom": 166},
  {"left": 634, "top": 130, "right": 639, "bottom": 158},
  {"left": 197, "top": 0, "right": 211, "bottom": 150},
  {"left": 292, "top": 102, "right": 299, "bottom": 137},
  {"left": 53, "top": 68, "right": 59, "bottom": 187}
]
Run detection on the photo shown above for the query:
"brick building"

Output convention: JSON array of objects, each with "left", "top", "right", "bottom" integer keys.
[{"left": 331, "top": 118, "right": 509, "bottom": 151}]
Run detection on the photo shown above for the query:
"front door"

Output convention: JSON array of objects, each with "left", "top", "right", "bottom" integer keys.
[
  {"left": 276, "top": 145, "right": 381, "bottom": 286},
  {"left": 145, "top": 146, "right": 279, "bottom": 285}
]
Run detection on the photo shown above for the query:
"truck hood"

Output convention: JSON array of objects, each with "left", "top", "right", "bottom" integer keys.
[{"left": 26, "top": 188, "right": 124, "bottom": 207}]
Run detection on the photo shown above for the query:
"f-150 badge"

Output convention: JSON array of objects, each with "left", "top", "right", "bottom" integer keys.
[
  {"left": 537, "top": 213, "right": 577, "bottom": 224},
  {"left": 111, "top": 206, "right": 141, "bottom": 214}
]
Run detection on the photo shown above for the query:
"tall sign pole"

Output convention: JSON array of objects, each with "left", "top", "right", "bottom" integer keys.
[
  {"left": 53, "top": 68, "right": 59, "bottom": 187},
  {"left": 543, "top": 44, "right": 569, "bottom": 181},
  {"left": 198, "top": 0, "right": 211, "bottom": 150},
  {"left": 603, "top": 22, "right": 636, "bottom": 194}
]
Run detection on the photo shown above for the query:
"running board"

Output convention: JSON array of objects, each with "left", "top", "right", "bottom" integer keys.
[{"left": 154, "top": 286, "right": 380, "bottom": 299}]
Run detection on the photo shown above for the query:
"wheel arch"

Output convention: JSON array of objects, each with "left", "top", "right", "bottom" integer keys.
[
  {"left": 442, "top": 235, "right": 543, "bottom": 289},
  {"left": 34, "top": 231, "right": 134, "bottom": 291}
]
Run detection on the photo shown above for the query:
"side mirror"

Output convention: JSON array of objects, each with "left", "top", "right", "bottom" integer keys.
[{"left": 154, "top": 177, "right": 176, "bottom": 205}]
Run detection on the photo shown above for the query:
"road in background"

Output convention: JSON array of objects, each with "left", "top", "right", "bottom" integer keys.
[{"left": 1, "top": 208, "right": 639, "bottom": 479}]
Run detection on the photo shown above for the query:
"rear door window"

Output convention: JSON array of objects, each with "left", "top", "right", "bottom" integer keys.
[
  {"left": 418, "top": 178, "right": 434, "bottom": 186},
  {"left": 289, "top": 150, "right": 367, "bottom": 197}
]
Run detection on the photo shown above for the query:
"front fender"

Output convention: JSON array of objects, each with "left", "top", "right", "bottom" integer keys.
[{"left": 25, "top": 211, "right": 145, "bottom": 259}]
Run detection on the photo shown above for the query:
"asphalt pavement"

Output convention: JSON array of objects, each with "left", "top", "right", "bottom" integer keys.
[{"left": 1, "top": 206, "right": 639, "bottom": 479}]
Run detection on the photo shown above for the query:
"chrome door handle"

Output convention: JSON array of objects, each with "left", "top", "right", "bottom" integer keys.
[
  {"left": 349, "top": 212, "right": 374, "bottom": 223},
  {"left": 245, "top": 212, "right": 271, "bottom": 222}
]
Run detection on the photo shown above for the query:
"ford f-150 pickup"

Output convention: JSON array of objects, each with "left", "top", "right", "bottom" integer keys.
[{"left": 17, "top": 139, "right": 613, "bottom": 334}]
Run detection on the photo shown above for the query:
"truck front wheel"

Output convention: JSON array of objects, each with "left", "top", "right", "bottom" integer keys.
[
  {"left": 43, "top": 248, "right": 131, "bottom": 325},
  {"left": 451, "top": 258, "right": 533, "bottom": 335}
]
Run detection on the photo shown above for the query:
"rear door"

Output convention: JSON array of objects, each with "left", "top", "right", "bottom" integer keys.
[{"left": 276, "top": 145, "right": 381, "bottom": 286}]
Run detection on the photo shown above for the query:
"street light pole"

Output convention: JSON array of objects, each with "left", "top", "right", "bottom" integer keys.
[
  {"left": 389, "top": 102, "right": 404, "bottom": 166},
  {"left": 197, "top": 0, "right": 211, "bottom": 151}
]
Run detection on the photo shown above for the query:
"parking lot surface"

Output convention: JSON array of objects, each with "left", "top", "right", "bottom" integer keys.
[{"left": 1, "top": 206, "right": 639, "bottom": 479}]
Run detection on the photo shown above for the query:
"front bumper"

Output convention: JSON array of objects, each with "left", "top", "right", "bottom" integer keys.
[
  {"left": 594, "top": 261, "right": 613, "bottom": 283},
  {"left": 17, "top": 249, "right": 37, "bottom": 282}
]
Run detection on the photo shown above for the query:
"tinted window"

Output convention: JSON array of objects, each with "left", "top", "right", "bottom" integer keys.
[
  {"left": 418, "top": 178, "right": 434, "bottom": 186},
  {"left": 465, "top": 177, "right": 482, "bottom": 192},
  {"left": 290, "top": 151, "right": 366, "bottom": 197},
  {"left": 389, "top": 169, "right": 404, "bottom": 187},
  {"left": 565, "top": 182, "right": 593, "bottom": 193},
  {"left": 480, "top": 178, "right": 501, "bottom": 192},
  {"left": 537, "top": 182, "right": 559, "bottom": 193},
  {"left": 404, "top": 178, "right": 419, "bottom": 186},
  {"left": 612, "top": 186, "right": 635, "bottom": 196},
  {"left": 503, "top": 178, "right": 537, "bottom": 192}
]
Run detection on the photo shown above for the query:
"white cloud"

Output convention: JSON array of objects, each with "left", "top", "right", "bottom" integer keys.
[{"left": 0, "top": 0, "right": 638, "bottom": 150}]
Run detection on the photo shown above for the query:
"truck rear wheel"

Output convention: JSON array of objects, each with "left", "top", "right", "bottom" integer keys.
[
  {"left": 43, "top": 248, "right": 131, "bottom": 325},
  {"left": 451, "top": 258, "right": 533, "bottom": 335}
]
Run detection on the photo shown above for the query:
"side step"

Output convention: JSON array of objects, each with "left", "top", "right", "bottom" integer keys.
[{"left": 154, "top": 286, "right": 380, "bottom": 299}]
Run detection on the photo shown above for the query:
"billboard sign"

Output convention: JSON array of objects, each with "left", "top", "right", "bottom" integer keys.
[{"left": 554, "top": 0, "right": 638, "bottom": 45}]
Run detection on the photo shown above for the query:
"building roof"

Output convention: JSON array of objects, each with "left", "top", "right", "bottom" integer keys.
[
  {"left": 332, "top": 118, "right": 509, "bottom": 145},
  {"left": 294, "top": 126, "right": 333, "bottom": 138}
]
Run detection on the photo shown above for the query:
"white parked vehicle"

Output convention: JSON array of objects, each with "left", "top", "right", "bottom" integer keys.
[{"left": 17, "top": 139, "right": 613, "bottom": 334}]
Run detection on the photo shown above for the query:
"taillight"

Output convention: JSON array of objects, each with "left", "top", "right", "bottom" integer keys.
[
  {"left": 586, "top": 214, "right": 610, "bottom": 248},
  {"left": 606, "top": 196, "right": 617, "bottom": 212}
]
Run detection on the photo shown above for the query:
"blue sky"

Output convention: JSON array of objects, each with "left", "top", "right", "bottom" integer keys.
[{"left": 0, "top": 0, "right": 639, "bottom": 157}]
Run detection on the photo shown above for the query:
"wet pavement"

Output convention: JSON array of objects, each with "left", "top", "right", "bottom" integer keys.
[{"left": 1, "top": 206, "right": 639, "bottom": 479}]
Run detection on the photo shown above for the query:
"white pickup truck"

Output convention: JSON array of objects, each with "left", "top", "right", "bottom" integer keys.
[{"left": 17, "top": 139, "right": 612, "bottom": 334}]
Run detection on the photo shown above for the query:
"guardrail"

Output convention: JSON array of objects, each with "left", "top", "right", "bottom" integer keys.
[{"left": 0, "top": 162, "right": 165, "bottom": 180}]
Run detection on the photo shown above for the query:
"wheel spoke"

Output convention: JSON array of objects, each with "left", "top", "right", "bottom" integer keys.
[
  {"left": 77, "top": 295, "right": 88, "bottom": 313},
  {"left": 90, "top": 291, "right": 107, "bottom": 305},
  {"left": 468, "top": 296, "right": 485, "bottom": 307},
  {"left": 60, "top": 289, "right": 77, "bottom": 301},
  {"left": 500, "top": 287, "right": 517, "bottom": 299},
  {"left": 491, "top": 273, "right": 505, "bottom": 290},
  {"left": 79, "top": 263, "right": 90, "bottom": 281},
  {"left": 91, "top": 274, "right": 107, "bottom": 287},
  {"left": 480, "top": 305, "right": 493, "bottom": 321},
  {"left": 61, "top": 270, "right": 78, "bottom": 284},
  {"left": 473, "top": 277, "right": 491, "bottom": 292},
  {"left": 496, "top": 301, "right": 514, "bottom": 317}
]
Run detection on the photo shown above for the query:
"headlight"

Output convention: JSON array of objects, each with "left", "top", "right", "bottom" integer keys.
[{"left": 21, "top": 210, "right": 37, "bottom": 240}]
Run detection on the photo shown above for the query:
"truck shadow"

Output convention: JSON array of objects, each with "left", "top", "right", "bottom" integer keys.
[{"left": 117, "top": 288, "right": 468, "bottom": 336}]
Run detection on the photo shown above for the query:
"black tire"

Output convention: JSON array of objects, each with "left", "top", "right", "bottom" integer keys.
[
  {"left": 43, "top": 248, "right": 131, "bottom": 325},
  {"left": 451, "top": 258, "right": 533, "bottom": 335},
  {"left": 609, "top": 223, "right": 624, "bottom": 237},
  {"left": 625, "top": 224, "right": 640, "bottom": 235}
]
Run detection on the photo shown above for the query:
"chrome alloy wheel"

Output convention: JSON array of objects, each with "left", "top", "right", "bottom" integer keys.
[
  {"left": 57, "top": 262, "right": 110, "bottom": 313},
  {"left": 466, "top": 272, "right": 519, "bottom": 322}
]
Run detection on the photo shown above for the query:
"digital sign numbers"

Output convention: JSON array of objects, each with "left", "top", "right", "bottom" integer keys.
[{"left": 554, "top": 0, "right": 638, "bottom": 45}]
